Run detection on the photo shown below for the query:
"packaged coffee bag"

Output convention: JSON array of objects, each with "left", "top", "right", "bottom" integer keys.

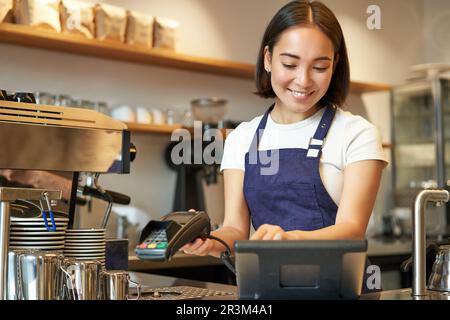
[
  {"left": 94, "top": 2, "right": 126, "bottom": 42},
  {"left": 60, "top": 0, "right": 94, "bottom": 38},
  {"left": 0, "top": 0, "right": 14, "bottom": 23},
  {"left": 125, "top": 10, "right": 153, "bottom": 48},
  {"left": 14, "top": 0, "right": 61, "bottom": 32},
  {"left": 153, "top": 17, "right": 179, "bottom": 51}
]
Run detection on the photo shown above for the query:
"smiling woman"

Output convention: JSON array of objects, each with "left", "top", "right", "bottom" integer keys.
[
  {"left": 181, "top": 0, "right": 388, "bottom": 295},
  {"left": 262, "top": 25, "right": 336, "bottom": 121}
]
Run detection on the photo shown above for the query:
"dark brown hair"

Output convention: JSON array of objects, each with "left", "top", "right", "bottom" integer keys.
[{"left": 255, "top": 0, "right": 350, "bottom": 107}]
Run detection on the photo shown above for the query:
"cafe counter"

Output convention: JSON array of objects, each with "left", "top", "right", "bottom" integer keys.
[{"left": 129, "top": 271, "right": 450, "bottom": 300}]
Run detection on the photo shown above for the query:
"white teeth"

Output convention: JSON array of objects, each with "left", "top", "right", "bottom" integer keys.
[{"left": 291, "top": 90, "right": 311, "bottom": 97}]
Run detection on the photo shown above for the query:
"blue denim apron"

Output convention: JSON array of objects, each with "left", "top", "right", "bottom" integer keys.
[{"left": 243, "top": 104, "right": 377, "bottom": 294}]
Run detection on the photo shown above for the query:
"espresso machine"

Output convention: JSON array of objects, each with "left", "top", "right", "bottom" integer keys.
[{"left": 0, "top": 92, "right": 135, "bottom": 299}]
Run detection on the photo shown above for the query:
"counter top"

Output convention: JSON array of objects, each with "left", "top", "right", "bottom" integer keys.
[
  {"left": 129, "top": 271, "right": 237, "bottom": 300},
  {"left": 129, "top": 252, "right": 224, "bottom": 271},
  {"left": 367, "top": 236, "right": 450, "bottom": 256},
  {"left": 363, "top": 288, "right": 450, "bottom": 300},
  {"left": 129, "top": 237, "right": 413, "bottom": 271},
  {"left": 129, "top": 271, "right": 450, "bottom": 300},
  {"left": 128, "top": 238, "right": 413, "bottom": 275},
  {"left": 367, "top": 237, "right": 412, "bottom": 256},
  {"left": 128, "top": 237, "right": 413, "bottom": 272}
]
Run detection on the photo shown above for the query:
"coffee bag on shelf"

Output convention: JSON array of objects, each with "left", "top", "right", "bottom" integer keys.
[
  {"left": 59, "top": 0, "right": 94, "bottom": 39},
  {"left": 153, "top": 17, "right": 179, "bottom": 51},
  {"left": 0, "top": 0, "right": 14, "bottom": 23},
  {"left": 14, "top": 0, "right": 61, "bottom": 32},
  {"left": 125, "top": 10, "right": 153, "bottom": 48},
  {"left": 94, "top": 2, "right": 126, "bottom": 42}
]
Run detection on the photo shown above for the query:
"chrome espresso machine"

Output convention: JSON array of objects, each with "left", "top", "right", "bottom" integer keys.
[{"left": 0, "top": 94, "right": 135, "bottom": 299}]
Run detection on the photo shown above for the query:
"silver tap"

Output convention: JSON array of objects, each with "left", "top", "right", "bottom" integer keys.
[{"left": 412, "top": 189, "right": 449, "bottom": 297}]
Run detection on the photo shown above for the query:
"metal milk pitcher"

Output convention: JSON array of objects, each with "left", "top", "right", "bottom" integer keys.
[
  {"left": 60, "top": 259, "right": 102, "bottom": 300},
  {"left": 16, "top": 251, "right": 65, "bottom": 300},
  {"left": 7, "top": 249, "right": 38, "bottom": 300},
  {"left": 428, "top": 244, "right": 450, "bottom": 292},
  {"left": 101, "top": 270, "right": 141, "bottom": 300}
]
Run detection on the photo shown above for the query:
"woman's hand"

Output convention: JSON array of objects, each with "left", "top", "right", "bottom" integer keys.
[
  {"left": 250, "top": 224, "right": 295, "bottom": 240},
  {"left": 180, "top": 238, "right": 214, "bottom": 256}
]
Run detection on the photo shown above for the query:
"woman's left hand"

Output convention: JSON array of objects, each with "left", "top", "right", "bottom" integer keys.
[{"left": 250, "top": 224, "right": 294, "bottom": 240}]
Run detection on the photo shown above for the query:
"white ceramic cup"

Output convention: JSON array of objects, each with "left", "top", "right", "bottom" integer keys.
[
  {"left": 111, "top": 105, "right": 136, "bottom": 122},
  {"left": 136, "top": 107, "right": 152, "bottom": 124},
  {"left": 151, "top": 108, "right": 165, "bottom": 124}
]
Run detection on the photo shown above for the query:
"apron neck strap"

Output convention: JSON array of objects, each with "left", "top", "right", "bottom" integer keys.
[
  {"left": 312, "top": 105, "right": 336, "bottom": 142},
  {"left": 306, "top": 105, "right": 336, "bottom": 158},
  {"left": 249, "top": 103, "right": 274, "bottom": 150},
  {"left": 249, "top": 104, "right": 336, "bottom": 154}
]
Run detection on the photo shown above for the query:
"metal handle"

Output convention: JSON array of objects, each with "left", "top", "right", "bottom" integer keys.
[
  {"left": 42, "top": 192, "right": 56, "bottom": 232},
  {"left": 42, "top": 210, "right": 56, "bottom": 232},
  {"left": 126, "top": 277, "right": 141, "bottom": 300},
  {"left": 0, "top": 201, "right": 11, "bottom": 300},
  {"left": 60, "top": 264, "right": 79, "bottom": 300},
  {"left": 81, "top": 186, "right": 131, "bottom": 205},
  {"left": 16, "top": 253, "right": 24, "bottom": 300}
]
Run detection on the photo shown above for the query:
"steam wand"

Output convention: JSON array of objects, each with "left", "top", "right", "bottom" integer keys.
[
  {"left": 93, "top": 173, "right": 114, "bottom": 229},
  {"left": 77, "top": 173, "right": 131, "bottom": 229}
]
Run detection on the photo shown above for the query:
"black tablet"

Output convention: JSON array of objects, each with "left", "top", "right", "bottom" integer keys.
[{"left": 234, "top": 240, "right": 367, "bottom": 300}]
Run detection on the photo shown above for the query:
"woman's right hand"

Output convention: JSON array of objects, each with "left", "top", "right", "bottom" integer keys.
[
  {"left": 180, "top": 237, "right": 214, "bottom": 256},
  {"left": 180, "top": 209, "right": 215, "bottom": 256}
]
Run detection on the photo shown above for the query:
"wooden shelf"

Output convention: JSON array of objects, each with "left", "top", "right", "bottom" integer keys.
[
  {"left": 124, "top": 122, "right": 183, "bottom": 134},
  {"left": 125, "top": 122, "right": 231, "bottom": 138},
  {"left": 350, "top": 81, "right": 392, "bottom": 94},
  {"left": 0, "top": 23, "right": 253, "bottom": 79},
  {"left": 126, "top": 122, "right": 391, "bottom": 151},
  {"left": 0, "top": 23, "right": 392, "bottom": 92}
]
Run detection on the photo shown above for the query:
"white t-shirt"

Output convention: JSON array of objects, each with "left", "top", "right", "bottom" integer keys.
[{"left": 220, "top": 107, "right": 388, "bottom": 206}]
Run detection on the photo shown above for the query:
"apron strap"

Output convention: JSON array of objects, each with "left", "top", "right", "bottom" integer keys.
[
  {"left": 248, "top": 103, "right": 275, "bottom": 154},
  {"left": 248, "top": 104, "right": 336, "bottom": 159},
  {"left": 306, "top": 105, "right": 336, "bottom": 158}
]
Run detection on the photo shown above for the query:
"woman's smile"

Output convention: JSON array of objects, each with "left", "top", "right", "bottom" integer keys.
[{"left": 288, "top": 88, "right": 316, "bottom": 102}]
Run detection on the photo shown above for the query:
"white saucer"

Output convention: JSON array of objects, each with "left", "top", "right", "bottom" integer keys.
[
  {"left": 11, "top": 221, "right": 68, "bottom": 226},
  {"left": 10, "top": 236, "right": 65, "bottom": 241},
  {"left": 11, "top": 217, "right": 69, "bottom": 222},
  {"left": 10, "top": 240, "right": 65, "bottom": 245},
  {"left": 10, "top": 245, "right": 65, "bottom": 250},
  {"left": 10, "top": 227, "right": 67, "bottom": 232},
  {"left": 65, "top": 239, "right": 106, "bottom": 243},
  {"left": 10, "top": 231, "right": 66, "bottom": 235}
]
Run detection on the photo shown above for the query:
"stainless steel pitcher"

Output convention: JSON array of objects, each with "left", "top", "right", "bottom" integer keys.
[
  {"left": 428, "top": 245, "right": 450, "bottom": 292},
  {"left": 16, "top": 251, "right": 65, "bottom": 300},
  {"left": 7, "top": 249, "right": 38, "bottom": 300},
  {"left": 101, "top": 270, "right": 141, "bottom": 300},
  {"left": 60, "top": 259, "right": 102, "bottom": 300}
]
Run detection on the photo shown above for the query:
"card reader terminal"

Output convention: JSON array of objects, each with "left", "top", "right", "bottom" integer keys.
[{"left": 135, "top": 211, "right": 211, "bottom": 261}]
